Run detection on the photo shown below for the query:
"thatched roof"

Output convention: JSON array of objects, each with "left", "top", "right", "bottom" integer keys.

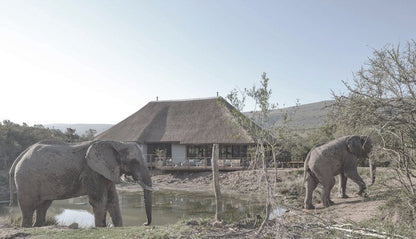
[{"left": 96, "top": 97, "right": 258, "bottom": 144}]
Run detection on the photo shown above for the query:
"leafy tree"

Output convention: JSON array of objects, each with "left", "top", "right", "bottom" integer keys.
[
  {"left": 83, "top": 129, "right": 97, "bottom": 140},
  {"left": 331, "top": 40, "right": 416, "bottom": 226},
  {"left": 227, "top": 72, "right": 284, "bottom": 232},
  {"left": 65, "top": 128, "right": 82, "bottom": 142},
  {"left": 0, "top": 121, "right": 88, "bottom": 170}
]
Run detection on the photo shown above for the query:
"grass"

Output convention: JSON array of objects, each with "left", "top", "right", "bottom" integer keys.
[
  {"left": 9, "top": 214, "right": 57, "bottom": 227},
  {"left": 8, "top": 217, "right": 212, "bottom": 239}
]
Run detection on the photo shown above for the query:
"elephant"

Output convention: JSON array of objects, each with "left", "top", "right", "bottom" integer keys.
[
  {"left": 9, "top": 140, "right": 154, "bottom": 227},
  {"left": 303, "top": 135, "right": 375, "bottom": 209}
]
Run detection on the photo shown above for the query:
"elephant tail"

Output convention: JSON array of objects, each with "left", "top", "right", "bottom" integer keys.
[
  {"left": 303, "top": 150, "right": 312, "bottom": 185},
  {"left": 9, "top": 170, "right": 14, "bottom": 207},
  {"left": 9, "top": 163, "right": 17, "bottom": 207},
  {"left": 9, "top": 147, "right": 30, "bottom": 207}
]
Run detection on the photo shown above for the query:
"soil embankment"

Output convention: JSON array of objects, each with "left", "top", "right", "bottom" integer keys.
[{"left": 120, "top": 168, "right": 384, "bottom": 223}]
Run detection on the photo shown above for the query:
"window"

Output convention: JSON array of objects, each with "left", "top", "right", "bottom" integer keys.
[
  {"left": 220, "top": 145, "right": 232, "bottom": 158},
  {"left": 219, "top": 145, "right": 248, "bottom": 158},
  {"left": 186, "top": 145, "right": 212, "bottom": 158}
]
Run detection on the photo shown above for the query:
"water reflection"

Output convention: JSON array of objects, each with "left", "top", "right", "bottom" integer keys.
[
  {"left": 3, "top": 191, "right": 267, "bottom": 227},
  {"left": 268, "top": 207, "right": 286, "bottom": 220},
  {"left": 55, "top": 209, "right": 94, "bottom": 228}
]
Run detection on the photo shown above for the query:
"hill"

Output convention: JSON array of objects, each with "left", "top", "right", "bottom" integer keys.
[
  {"left": 246, "top": 100, "right": 332, "bottom": 132},
  {"left": 44, "top": 124, "right": 112, "bottom": 136}
]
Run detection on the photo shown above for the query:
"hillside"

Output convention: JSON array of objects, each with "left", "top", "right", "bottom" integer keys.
[
  {"left": 246, "top": 100, "right": 332, "bottom": 132},
  {"left": 271, "top": 100, "right": 333, "bottom": 130}
]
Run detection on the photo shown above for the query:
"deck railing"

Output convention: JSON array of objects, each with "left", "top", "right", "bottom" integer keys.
[
  {"left": 146, "top": 154, "right": 303, "bottom": 170},
  {"left": 146, "top": 155, "right": 247, "bottom": 170}
]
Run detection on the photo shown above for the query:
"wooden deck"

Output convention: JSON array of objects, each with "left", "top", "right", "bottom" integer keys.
[
  {"left": 147, "top": 160, "right": 304, "bottom": 172},
  {"left": 147, "top": 157, "right": 246, "bottom": 172},
  {"left": 153, "top": 165, "right": 244, "bottom": 172},
  {"left": 147, "top": 158, "right": 304, "bottom": 172}
]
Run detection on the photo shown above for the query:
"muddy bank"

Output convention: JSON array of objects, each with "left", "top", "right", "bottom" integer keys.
[{"left": 118, "top": 169, "right": 302, "bottom": 199}]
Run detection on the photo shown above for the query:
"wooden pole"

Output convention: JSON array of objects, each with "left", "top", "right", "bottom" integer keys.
[{"left": 212, "top": 144, "right": 222, "bottom": 222}]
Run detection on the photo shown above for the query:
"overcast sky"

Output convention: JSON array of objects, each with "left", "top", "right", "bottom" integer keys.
[{"left": 1, "top": 0, "right": 415, "bottom": 125}]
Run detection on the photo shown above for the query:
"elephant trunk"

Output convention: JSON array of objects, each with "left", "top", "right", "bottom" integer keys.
[
  {"left": 143, "top": 189, "right": 152, "bottom": 226},
  {"left": 133, "top": 169, "right": 153, "bottom": 226},
  {"left": 369, "top": 159, "right": 376, "bottom": 186}
]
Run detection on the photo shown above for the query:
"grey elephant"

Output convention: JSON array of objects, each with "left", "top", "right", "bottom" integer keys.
[
  {"left": 9, "top": 140, "right": 154, "bottom": 227},
  {"left": 303, "top": 135, "right": 375, "bottom": 209}
]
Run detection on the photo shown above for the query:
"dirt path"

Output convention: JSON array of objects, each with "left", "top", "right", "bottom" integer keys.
[{"left": 310, "top": 195, "right": 383, "bottom": 223}]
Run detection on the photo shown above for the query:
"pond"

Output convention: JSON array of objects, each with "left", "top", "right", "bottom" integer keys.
[{"left": 1, "top": 191, "right": 281, "bottom": 228}]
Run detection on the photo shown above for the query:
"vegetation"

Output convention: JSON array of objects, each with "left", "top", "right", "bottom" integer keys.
[
  {"left": 331, "top": 40, "right": 416, "bottom": 230},
  {"left": 221, "top": 40, "right": 416, "bottom": 237},
  {"left": 0, "top": 120, "right": 95, "bottom": 170}
]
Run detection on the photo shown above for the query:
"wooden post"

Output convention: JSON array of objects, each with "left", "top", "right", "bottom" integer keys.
[{"left": 212, "top": 144, "right": 222, "bottom": 222}]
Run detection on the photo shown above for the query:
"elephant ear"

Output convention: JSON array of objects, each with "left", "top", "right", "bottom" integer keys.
[
  {"left": 346, "top": 136, "right": 363, "bottom": 157},
  {"left": 86, "top": 141, "right": 123, "bottom": 183},
  {"left": 360, "top": 135, "right": 372, "bottom": 156}
]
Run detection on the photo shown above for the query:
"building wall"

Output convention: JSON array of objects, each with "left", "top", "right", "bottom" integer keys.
[{"left": 172, "top": 144, "right": 186, "bottom": 164}]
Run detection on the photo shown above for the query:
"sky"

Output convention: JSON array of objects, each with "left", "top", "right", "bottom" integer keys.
[{"left": 1, "top": 0, "right": 415, "bottom": 125}]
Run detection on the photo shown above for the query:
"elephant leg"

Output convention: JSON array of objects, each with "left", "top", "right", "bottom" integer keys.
[
  {"left": 18, "top": 197, "right": 35, "bottom": 227},
  {"left": 85, "top": 172, "right": 110, "bottom": 227},
  {"left": 107, "top": 184, "right": 122, "bottom": 227},
  {"left": 90, "top": 199, "right": 107, "bottom": 227},
  {"left": 304, "top": 174, "right": 318, "bottom": 209},
  {"left": 34, "top": 200, "right": 53, "bottom": 227},
  {"left": 322, "top": 177, "right": 335, "bottom": 207},
  {"left": 345, "top": 170, "right": 366, "bottom": 196},
  {"left": 338, "top": 173, "right": 349, "bottom": 198},
  {"left": 20, "top": 204, "right": 35, "bottom": 228},
  {"left": 88, "top": 189, "right": 108, "bottom": 227}
]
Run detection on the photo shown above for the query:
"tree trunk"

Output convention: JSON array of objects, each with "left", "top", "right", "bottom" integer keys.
[{"left": 212, "top": 144, "right": 222, "bottom": 222}]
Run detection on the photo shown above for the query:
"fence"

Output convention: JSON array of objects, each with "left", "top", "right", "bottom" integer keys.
[{"left": 146, "top": 154, "right": 304, "bottom": 171}]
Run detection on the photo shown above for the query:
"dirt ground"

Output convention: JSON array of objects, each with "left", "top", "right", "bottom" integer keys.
[
  {"left": 0, "top": 168, "right": 387, "bottom": 238},
  {"left": 121, "top": 168, "right": 384, "bottom": 223}
]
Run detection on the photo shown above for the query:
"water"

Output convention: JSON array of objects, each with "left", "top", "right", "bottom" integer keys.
[{"left": 2, "top": 191, "right": 270, "bottom": 228}]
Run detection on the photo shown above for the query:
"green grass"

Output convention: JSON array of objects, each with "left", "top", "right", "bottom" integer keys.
[{"left": 17, "top": 224, "right": 174, "bottom": 239}]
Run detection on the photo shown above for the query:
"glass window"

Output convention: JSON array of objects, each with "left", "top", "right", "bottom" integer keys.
[
  {"left": 187, "top": 145, "right": 212, "bottom": 158},
  {"left": 220, "top": 145, "right": 248, "bottom": 158}
]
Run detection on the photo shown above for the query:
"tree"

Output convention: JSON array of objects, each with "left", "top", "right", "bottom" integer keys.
[
  {"left": 65, "top": 128, "right": 78, "bottom": 142},
  {"left": 211, "top": 144, "right": 222, "bottom": 223},
  {"left": 83, "top": 129, "right": 97, "bottom": 140},
  {"left": 227, "top": 72, "right": 281, "bottom": 233},
  {"left": 0, "top": 121, "right": 85, "bottom": 170},
  {"left": 331, "top": 40, "right": 416, "bottom": 225}
]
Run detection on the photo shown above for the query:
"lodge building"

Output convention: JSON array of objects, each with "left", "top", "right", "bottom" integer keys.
[{"left": 96, "top": 97, "right": 260, "bottom": 170}]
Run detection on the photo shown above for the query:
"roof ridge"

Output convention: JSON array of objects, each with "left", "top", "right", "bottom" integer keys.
[{"left": 149, "top": 96, "right": 222, "bottom": 103}]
